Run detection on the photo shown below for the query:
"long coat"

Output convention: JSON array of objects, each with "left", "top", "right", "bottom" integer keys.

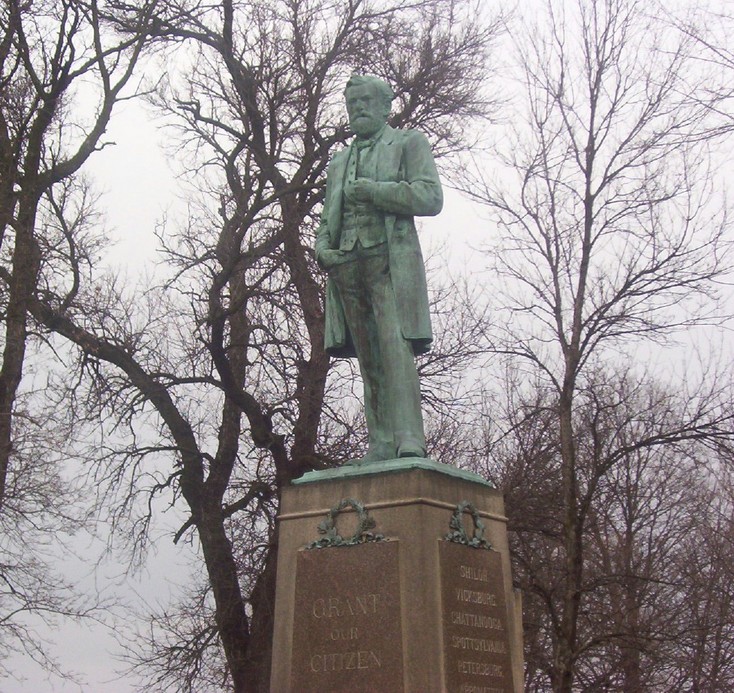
[{"left": 315, "top": 125, "right": 443, "bottom": 358}]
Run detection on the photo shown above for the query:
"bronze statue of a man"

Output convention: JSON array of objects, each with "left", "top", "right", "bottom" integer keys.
[{"left": 315, "top": 75, "right": 443, "bottom": 462}]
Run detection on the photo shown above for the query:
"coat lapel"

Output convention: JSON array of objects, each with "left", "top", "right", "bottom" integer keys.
[{"left": 375, "top": 126, "right": 402, "bottom": 181}]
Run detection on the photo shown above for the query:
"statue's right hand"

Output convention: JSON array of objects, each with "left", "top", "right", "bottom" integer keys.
[{"left": 318, "top": 249, "right": 344, "bottom": 270}]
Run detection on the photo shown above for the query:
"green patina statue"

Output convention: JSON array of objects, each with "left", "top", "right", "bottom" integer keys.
[{"left": 315, "top": 74, "right": 443, "bottom": 463}]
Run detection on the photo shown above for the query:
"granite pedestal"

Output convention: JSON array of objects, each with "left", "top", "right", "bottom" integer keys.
[{"left": 270, "top": 458, "right": 523, "bottom": 692}]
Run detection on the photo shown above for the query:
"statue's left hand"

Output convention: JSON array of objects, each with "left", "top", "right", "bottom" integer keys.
[{"left": 344, "top": 178, "right": 374, "bottom": 204}]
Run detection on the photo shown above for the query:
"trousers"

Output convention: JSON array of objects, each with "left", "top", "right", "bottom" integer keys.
[{"left": 331, "top": 245, "right": 425, "bottom": 459}]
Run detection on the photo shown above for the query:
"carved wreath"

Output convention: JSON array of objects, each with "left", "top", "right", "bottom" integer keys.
[
  {"left": 307, "top": 498, "right": 384, "bottom": 549},
  {"left": 445, "top": 500, "right": 493, "bottom": 550}
]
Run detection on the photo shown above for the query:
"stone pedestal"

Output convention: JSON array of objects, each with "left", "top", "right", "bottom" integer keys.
[{"left": 270, "top": 459, "right": 523, "bottom": 692}]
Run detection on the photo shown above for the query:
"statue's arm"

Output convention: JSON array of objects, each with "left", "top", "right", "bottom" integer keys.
[
  {"left": 371, "top": 130, "right": 443, "bottom": 217},
  {"left": 315, "top": 155, "right": 347, "bottom": 270},
  {"left": 315, "top": 160, "right": 336, "bottom": 265},
  {"left": 315, "top": 213, "right": 330, "bottom": 265}
]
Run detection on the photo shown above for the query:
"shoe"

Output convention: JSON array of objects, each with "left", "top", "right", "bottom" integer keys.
[
  {"left": 355, "top": 442, "right": 395, "bottom": 464},
  {"left": 396, "top": 440, "right": 425, "bottom": 458}
]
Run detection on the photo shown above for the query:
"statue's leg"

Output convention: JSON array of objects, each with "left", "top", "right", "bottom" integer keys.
[
  {"left": 362, "top": 254, "right": 426, "bottom": 458},
  {"left": 331, "top": 254, "right": 394, "bottom": 461}
]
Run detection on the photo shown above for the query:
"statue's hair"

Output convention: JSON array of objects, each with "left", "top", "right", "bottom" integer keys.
[{"left": 345, "top": 74, "right": 394, "bottom": 106}]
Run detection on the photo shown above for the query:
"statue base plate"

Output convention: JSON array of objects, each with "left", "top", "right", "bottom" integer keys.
[{"left": 294, "top": 456, "right": 492, "bottom": 487}]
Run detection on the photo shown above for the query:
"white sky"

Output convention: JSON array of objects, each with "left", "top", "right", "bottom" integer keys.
[
  {"left": 4, "top": 1, "right": 734, "bottom": 689},
  {"left": 4, "top": 103, "right": 186, "bottom": 693}
]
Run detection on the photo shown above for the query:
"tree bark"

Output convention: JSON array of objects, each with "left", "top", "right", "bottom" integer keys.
[
  {"left": 0, "top": 216, "right": 40, "bottom": 507},
  {"left": 197, "top": 497, "right": 253, "bottom": 693}
]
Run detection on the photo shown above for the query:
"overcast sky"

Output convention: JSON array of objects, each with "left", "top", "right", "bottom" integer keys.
[{"left": 4, "top": 1, "right": 734, "bottom": 689}]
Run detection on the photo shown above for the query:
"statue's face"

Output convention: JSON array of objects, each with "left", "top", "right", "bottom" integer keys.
[{"left": 346, "top": 83, "right": 388, "bottom": 139}]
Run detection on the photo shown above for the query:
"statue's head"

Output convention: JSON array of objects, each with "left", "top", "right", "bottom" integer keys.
[{"left": 344, "top": 74, "right": 393, "bottom": 139}]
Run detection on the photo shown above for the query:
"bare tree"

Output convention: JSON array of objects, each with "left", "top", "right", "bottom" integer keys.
[
  {"left": 675, "top": 1, "right": 734, "bottom": 134},
  {"left": 463, "top": 0, "right": 734, "bottom": 690},
  {"left": 0, "top": 0, "right": 153, "bottom": 677},
  {"left": 26, "top": 0, "right": 502, "bottom": 690},
  {"left": 0, "top": 0, "right": 152, "bottom": 506},
  {"left": 484, "top": 366, "right": 734, "bottom": 692},
  {"left": 0, "top": 378, "right": 100, "bottom": 679}
]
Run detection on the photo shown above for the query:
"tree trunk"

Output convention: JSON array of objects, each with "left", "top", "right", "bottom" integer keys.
[
  {"left": 556, "top": 386, "right": 582, "bottom": 693},
  {"left": 197, "top": 499, "right": 252, "bottom": 693},
  {"left": 0, "top": 209, "right": 40, "bottom": 507},
  {"left": 246, "top": 528, "right": 280, "bottom": 691}
]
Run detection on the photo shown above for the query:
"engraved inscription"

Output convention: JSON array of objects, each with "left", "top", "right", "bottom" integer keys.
[
  {"left": 460, "top": 566, "right": 489, "bottom": 582},
  {"left": 451, "top": 612, "right": 503, "bottom": 629},
  {"left": 309, "top": 650, "right": 382, "bottom": 672},
  {"left": 451, "top": 636, "right": 508, "bottom": 653},
  {"left": 456, "top": 588, "right": 498, "bottom": 605},
  {"left": 440, "top": 542, "right": 514, "bottom": 693},
  {"left": 292, "top": 541, "right": 403, "bottom": 692},
  {"left": 329, "top": 626, "right": 359, "bottom": 641},
  {"left": 459, "top": 686, "right": 506, "bottom": 693},
  {"left": 312, "top": 593, "right": 380, "bottom": 618}
]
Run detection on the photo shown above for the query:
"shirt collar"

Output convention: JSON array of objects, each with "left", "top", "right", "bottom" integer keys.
[{"left": 353, "top": 124, "right": 387, "bottom": 150}]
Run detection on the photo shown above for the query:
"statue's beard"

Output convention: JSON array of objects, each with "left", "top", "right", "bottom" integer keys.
[{"left": 350, "top": 114, "right": 384, "bottom": 139}]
